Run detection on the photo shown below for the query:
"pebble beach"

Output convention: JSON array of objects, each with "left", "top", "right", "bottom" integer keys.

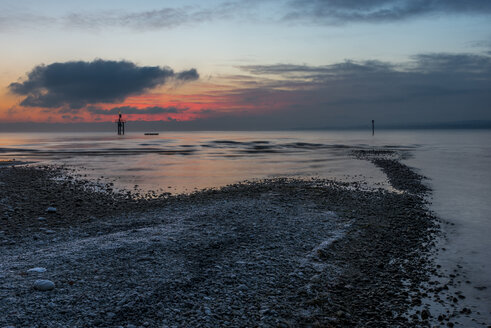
[{"left": 0, "top": 150, "right": 486, "bottom": 327}]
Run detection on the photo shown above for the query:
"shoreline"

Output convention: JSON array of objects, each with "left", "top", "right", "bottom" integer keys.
[{"left": 0, "top": 152, "right": 479, "bottom": 327}]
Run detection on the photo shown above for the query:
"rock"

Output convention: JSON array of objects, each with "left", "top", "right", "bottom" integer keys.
[
  {"left": 27, "top": 267, "right": 47, "bottom": 273},
  {"left": 46, "top": 207, "right": 57, "bottom": 213},
  {"left": 34, "top": 279, "right": 55, "bottom": 291},
  {"left": 37, "top": 217, "right": 47, "bottom": 221},
  {"left": 421, "top": 309, "right": 430, "bottom": 320}
]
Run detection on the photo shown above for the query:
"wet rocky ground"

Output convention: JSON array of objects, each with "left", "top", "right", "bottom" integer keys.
[{"left": 0, "top": 152, "right": 485, "bottom": 327}]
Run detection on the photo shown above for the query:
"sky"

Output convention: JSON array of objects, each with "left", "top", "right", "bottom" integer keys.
[{"left": 1, "top": 0, "right": 491, "bottom": 130}]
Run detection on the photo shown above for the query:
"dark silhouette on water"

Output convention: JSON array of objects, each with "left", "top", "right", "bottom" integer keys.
[
  {"left": 116, "top": 112, "right": 126, "bottom": 135},
  {"left": 372, "top": 120, "right": 375, "bottom": 136}
]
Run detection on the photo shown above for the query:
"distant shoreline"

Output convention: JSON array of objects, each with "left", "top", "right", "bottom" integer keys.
[{"left": 0, "top": 120, "right": 490, "bottom": 133}]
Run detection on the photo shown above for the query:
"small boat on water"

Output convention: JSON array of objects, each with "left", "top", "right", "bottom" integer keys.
[{"left": 144, "top": 133, "right": 159, "bottom": 135}]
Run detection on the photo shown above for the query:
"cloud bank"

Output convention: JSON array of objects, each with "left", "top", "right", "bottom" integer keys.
[
  {"left": 5, "top": 53, "right": 491, "bottom": 128},
  {"left": 63, "top": 2, "right": 250, "bottom": 31},
  {"left": 227, "top": 52, "right": 491, "bottom": 128},
  {"left": 284, "top": 0, "right": 491, "bottom": 24},
  {"left": 87, "top": 105, "right": 186, "bottom": 115},
  {"left": 3, "top": 0, "right": 490, "bottom": 33},
  {"left": 0, "top": 2, "right": 247, "bottom": 32},
  {"left": 9, "top": 60, "right": 199, "bottom": 109}
]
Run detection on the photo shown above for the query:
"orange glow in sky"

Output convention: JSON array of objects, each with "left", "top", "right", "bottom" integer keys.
[{"left": 0, "top": 75, "right": 296, "bottom": 123}]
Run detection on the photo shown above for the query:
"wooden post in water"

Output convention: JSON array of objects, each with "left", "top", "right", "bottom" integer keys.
[
  {"left": 372, "top": 120, "right": 375, "bottom": 136},
  {"left": 116, "top": 112, "right": 126, "bottom": 135}
]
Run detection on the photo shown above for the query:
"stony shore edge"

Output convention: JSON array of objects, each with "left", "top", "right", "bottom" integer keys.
[{"left": 0, "top": 151, "right": 467, "bottom": 327}]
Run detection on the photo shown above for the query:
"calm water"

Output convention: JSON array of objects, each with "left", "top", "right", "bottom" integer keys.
[
  {"left": 0, "top": 129, "right": 490, "bottom": 322},
  {"left": 0, "top": 130, "right": 396, "bottom": 193}
]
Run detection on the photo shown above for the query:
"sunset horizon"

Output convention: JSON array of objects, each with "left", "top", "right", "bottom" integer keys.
[
  {"left": 2, "top": 1, "right": 490, "bottom": 130},
  {"left": 1, "top": 1, "right": 490, "bottom": 327}
]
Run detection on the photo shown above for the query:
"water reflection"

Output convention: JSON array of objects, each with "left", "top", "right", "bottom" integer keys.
[{"left": 0, "top": 131, "right": 394, "bottom": 193}]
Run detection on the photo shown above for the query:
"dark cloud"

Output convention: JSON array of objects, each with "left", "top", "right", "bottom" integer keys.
[
  {"left": 9, "top": 60, "right": 198, "bottom": 109},
  {"left": 197, "top": 109, "right": 216, "bottom": 114},
  {"left": 175, "top": 68, "right": 200, "bottom": 81},
  {"left": 284, "top": 0, "right": 491, "bottom": 24},
  {"left": 241, "top": 53, "right": 491, "bottom": 78},
  {"left": 412, "top": 53, "right": 491, "bottom": 73},
  {"left": 87, "top": 106, "right": 187, "bottom": 115},
  {"left": 231, "top": 53, "right": 491, "bottom": 127},
  {"left": 61, "top": 115, "right": 83, "bottom": 121},
  {"left": 240, "top": 60, "right": 395, "bottom": 78}
]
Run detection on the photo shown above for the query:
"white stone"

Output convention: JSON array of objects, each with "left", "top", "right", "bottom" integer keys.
[
  {"left": 27, "top": 267, "right": 47, "bottom": 273},
  {"left": 34, "top": 279, "right": 55, "bottom": 291}
]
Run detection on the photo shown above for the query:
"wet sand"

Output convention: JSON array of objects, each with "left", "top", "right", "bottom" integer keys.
[{"left": 0, "top": 152, "right": 484, "bottom": 327}]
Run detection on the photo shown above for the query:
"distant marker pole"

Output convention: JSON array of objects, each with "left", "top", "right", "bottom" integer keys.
[
  {"left": 372, "top": 120, "right": 375, "bottom": 136},
  {"left": 116, "top": 111, "right": 126, "bottom": 135}
]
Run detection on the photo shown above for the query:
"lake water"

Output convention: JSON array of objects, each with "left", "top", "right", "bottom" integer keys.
[
  {"left": 0, "top": 129, "right": 490, "bottom": 323},
  {"left": 0, "top": 130, "right": 396, "bottom": 193}
]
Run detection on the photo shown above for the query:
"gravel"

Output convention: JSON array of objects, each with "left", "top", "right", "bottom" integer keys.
[{"left": 0, "top": 151, "right": 466, "bottom": 327}]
